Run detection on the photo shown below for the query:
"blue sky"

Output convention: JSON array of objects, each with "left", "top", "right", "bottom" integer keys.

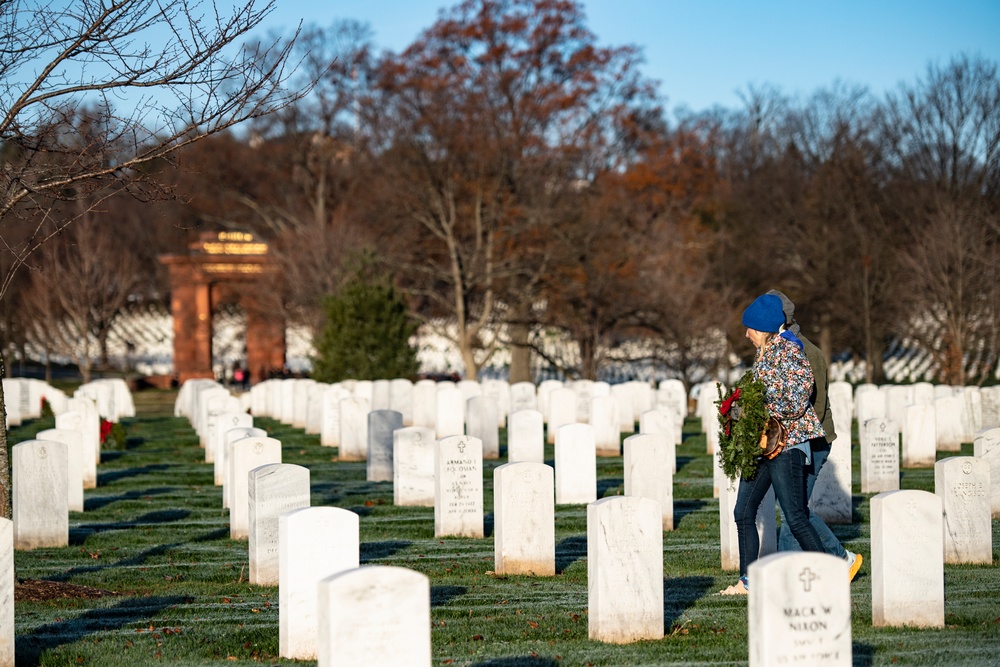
[{"left": 256, "top": 0, "right": 1000, "bottom": 113}]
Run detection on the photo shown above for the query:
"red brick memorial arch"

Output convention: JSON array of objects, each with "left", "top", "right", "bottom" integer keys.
[{"left": 160, "top": 231, "right": 285, "bottom": 384}]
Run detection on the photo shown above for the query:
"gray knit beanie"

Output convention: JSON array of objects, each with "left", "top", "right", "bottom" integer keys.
[{"left": 766, "top": 289, "right": 801, "bottom": 336}]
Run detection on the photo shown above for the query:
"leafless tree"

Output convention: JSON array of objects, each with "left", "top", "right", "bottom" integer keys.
[
  {"left": 0, "top": 0, "right": 307, "bottom": 517},
  {"left": 23, "top": 217, "right": 143, "bottom": 384}
]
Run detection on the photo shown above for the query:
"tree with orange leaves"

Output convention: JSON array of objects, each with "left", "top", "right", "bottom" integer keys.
[{"left": 362, "top": 0, "right": 658, "bottom": 379}]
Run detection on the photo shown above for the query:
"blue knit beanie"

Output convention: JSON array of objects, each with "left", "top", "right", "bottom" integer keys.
[{"left": 742, "top": 294, "right": 785, "bottom": 333}]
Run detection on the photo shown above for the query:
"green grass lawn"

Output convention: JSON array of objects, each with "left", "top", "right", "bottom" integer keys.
[{"left": 9, "top": 388, "right": 1000, "bottom": 666}]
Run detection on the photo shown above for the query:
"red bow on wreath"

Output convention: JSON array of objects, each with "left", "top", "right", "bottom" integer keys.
[
  {"left": 719, "top": 387, "right": 741, "bottom": 416},
  {"left": 719, "top": 387, "right": 741, "bottom": 436},
  {"left": 100, "top": 419, "right": 113, "bottom": 444}
]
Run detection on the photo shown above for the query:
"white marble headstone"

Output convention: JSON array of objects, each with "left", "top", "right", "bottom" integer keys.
[
  {"left": 509, "top": 381, "right": 537, "bottom": 414},
  {"left": 554, "top": 423, "right": 597, "bottom": 505},
  {"left": 224, "top": 427, "right": 268, "bottom": 508},
  {"left": 623, "top": 433, "right": 673, "bottom": 530},
  {"left": 902, "top": 403, "right": 936, "bottom": 468},
  {"left": 719, "top": 477, "right": 775, "bottom": 571},
  {"left": 248, "top": 463, "right": 310, "bottom": 585},
  {"left": 466, "top": 396, "right": 499, "bottom": 459},
  {"left": 748, "top": 552, "right": 851, "bottom": 667},
  {"left": 434, "top": 435, "right": 484, "bottom": 538},
  {"left": 393, "top": 427, "right": 436, "bottom": 507},
  {"left": 590, "top": 396, "right": 620, "bottom": 457},
  {"left": 507, "top": 409, "right": 544, "bottom": 464},
  {"left": 214, "top": 411, "right": 253, "bottom": 486},
  {"left": 639, "top": 408, "right": 677, "bottom": 473},
  {"left": 0, "top": 518, "right": 11, "bottom": 665},
  {"left": 493, "top": 462, "right": 555, "bottom": 576},
  {"left": 587, "top": 496, "right": 663, "bottom": 643},
  {"left": 435, "top": 384, "right": 464, "bottom": 439},
  {"left": 547, "top": 388, "right": 578, "bottom": 444},
  {"left": 411, "top": 379, "right": 437, "bottom": 431},
  {"left": 229, "top": 436, "right": 282, "bottom": 539},
  {"left": 934, "top": 456, "right": 992, "bottom": 564},
  {"left": 871, "top": 490, "right": 944, "bottom": 627},
  {"left": 12, "top": 440, "right": 68, "bottom": 549},
  {"left": 339, "top": 397, "right": 370, "bottom": 461},
  {"left": 973, "top": 427, "right": 1000, "bottom": 517},
  {"left": 35, "top": 428, "right": 84, "bottom": 512},
  {"left": 317, "top": 566, "right": 431, "bottom": 667},
  {"left": 279, "top": 506, "right": 360, "bottom": 660},
  {"left": 861, "top": 418, "right": 899, "bottom": 494},
  {"left": 935, "top": 396, "right": 964, "bottom": 452},
  {"left": 367, "top": 410, "right": 403, "bottom": 482}
]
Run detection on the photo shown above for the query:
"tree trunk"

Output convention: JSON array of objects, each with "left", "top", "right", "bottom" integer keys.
[{"left": 508, "top": 320, "right": 532, "bottom": 384}]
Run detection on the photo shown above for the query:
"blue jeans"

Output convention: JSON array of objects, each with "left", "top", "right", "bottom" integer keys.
[
  {"left": 734, "top": 447, "right": 824, "bottom": 576},
  {"left": 777, "top": 439, "right": 847, "bottom": 558}
]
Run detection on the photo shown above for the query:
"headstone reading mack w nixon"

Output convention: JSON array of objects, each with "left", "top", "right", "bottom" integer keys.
[{"left": 748, "top": 552, "right": 851, "bottom": 667}]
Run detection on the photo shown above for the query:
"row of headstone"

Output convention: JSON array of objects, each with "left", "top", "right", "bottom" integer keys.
[
  {"left": 248, "top": 376, "right": 687, "bottom": 448},
  {"left": 11, "top": 382, "right": 131, "bottom": 550},
  {"left": 854, "top": 383, "right": 1000, "bottom": 452},
  {"left": 743, "top": 484, "right": 989, "bottom": 665},
  {"left": 3, "top": 378, "right": 70, "bottom": 428}
]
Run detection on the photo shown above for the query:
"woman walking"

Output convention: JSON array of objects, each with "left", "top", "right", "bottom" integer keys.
[{"left": 721, "top": 293, "right": 827, "bottom": 595}]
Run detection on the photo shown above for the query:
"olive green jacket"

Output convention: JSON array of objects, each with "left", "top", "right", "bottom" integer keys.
[{"left": 800, "top": 334, "right": 836, "bottom": 444}]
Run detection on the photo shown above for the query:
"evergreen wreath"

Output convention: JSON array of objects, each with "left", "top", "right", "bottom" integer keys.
[{"left": 716, "top": 370, "right": 769, "bottom": 480}]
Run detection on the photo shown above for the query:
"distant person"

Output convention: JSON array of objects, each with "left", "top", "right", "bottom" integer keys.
[{"left": 767, "top": 290, "right": 863, "bottom": 581}]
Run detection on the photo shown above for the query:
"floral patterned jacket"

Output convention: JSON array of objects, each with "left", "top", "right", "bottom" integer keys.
[{"left": 753, "top": 335, "right": 825, "bottom": 445}]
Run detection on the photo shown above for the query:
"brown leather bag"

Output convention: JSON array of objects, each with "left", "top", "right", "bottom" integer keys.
[{"left": 759, "top": 416, "right": 788, "bottom": 459}]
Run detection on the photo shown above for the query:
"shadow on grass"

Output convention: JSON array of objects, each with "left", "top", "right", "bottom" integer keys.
[
  {"left": 596, "top": 478, "right": 623, "bottom": 498},
  {"left": 46, "top": 543, "right": 180, "bottom": 583},
  {"left": 83, "top": 487, "right": 177, "bottom": 512},
  {"left": 663, "top": 576, "right": 714, "bottom": 630},
  {"left": 471, "top": 658, "right": 559, "bottom": 667},
  {"left": 193, "top": 527, "right": 231, "bottom": 542},
  {"left": 676, "top": 455, "right": 695, "bottom": 472},
  {"left": 16, "top": 595, "right": 191, "bottom": 666},
  {"left": 853, "top": 642, "right": 874, "bottom": 666},
  {"left": 555, "top": 535, "right": 587, "bottom": 574},
  {"left": 673, "top": 499, "right": 707, "bottom": 527},
  {"left": 431, "top": 585, "right": 467, "bottom": 607},
  {"left": 360, "top": 540, "right": 411, "bottom": 564},
  {"left": 71, "top": 510, "right": 191, "bottom": 544},
  {"left": 96, "top": 465, "right": 172, "bottom": 486}
]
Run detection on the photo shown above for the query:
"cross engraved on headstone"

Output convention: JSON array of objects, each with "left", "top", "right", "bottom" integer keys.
[
  {"left": 799, "top": 567, "right": 818, "bottom": 592},
  {"left": 624, "top": 503, "right": 636, "bottom": 526},
  {"left": 457, "top": 439, "right": 466, "bottom": 454}
]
